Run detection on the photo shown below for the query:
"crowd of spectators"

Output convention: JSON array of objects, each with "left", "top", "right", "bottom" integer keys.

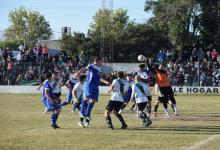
[
  {"left": 0, "top": 44, "right": 89, "bottom": 85},
  {"left": 0, "top": 45, "right": 219, "bottom": 86},
  {"left": 156, "top": 48, "right": 220, "bottom": 86},
  {"left": 100, "top": 48, "right": 220, "bottom": 87}
]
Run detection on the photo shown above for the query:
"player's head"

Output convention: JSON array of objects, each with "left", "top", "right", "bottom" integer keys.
[
  {"left": 94, "top": 57, "right": 102, "bottom": 66},
  {"left": 117, "top": 71, "right": 124, "bottom": 79},
  {"left": 52, "top": 72, "right": 58, "bottom": 80},
  {"left": 45, "top": 72, "right": 52, "bottom": 81},
  {"left": 126, "top": 74, "right": 132, "bottom": 81},
  {"left": 71, "top": 71, "right": 77, "bottom": 79},
  {"left": 159, "top": 63, "right": 166, "bottom": 71},
  {"left": 79, "top": 75, "right": 86, "bottom": 83},
  {"left": 134, "top": 75, "right": 141, "bottom": 82},
  {"left": 138, "top": 64, "right": 145, "bottom": 71}
]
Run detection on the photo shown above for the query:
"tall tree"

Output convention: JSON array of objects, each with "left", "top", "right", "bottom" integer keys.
[
  {"left": 4, "top": 7, "right": 53, "bottom": 47},
  {"left": 199, "top": 0, "right": 220, "bottom": 49},
  {"left": 60, "top": 32, "right": 89, "bottom": 56},
  {"left": 145, "top": 0, "right": 201, "bottom": 50}
]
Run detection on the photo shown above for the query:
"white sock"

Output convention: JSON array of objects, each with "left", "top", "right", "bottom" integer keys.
[
  {"left": 164, "top": 108, "right": 170, "bottom": 117},
  {"left": 173, "top": 104, "right": 178, "bottom": 114}
]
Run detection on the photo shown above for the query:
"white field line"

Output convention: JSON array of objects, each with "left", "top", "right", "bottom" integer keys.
[{"left": 185, "top": 134, "right": 220, "bottom": 150}]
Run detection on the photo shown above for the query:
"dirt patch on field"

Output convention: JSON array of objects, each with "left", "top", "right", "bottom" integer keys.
[
  {"left": 122, "top": 113, "right": 220, "bottom": 122},
  {"left": 173, "top": 115, "right": 220, "bottom": 121}
]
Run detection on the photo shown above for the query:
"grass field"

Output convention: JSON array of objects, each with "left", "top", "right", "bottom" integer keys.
[{"left": 0, "top": 94, "right": 220, "bottom": 150}]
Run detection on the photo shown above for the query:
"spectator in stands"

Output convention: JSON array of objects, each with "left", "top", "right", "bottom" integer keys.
[
  {"left": 191, "top": 48, "right": 198, "bottom": 62},
  {"left": 211, "top": 49, "right": 218, "bottom": 62},
  {"left": 206, "top": 51, "right": 212, "bottom": 62},
  {"left": 37, "top": 44, "right": 43, "bottom": 62},
  {"left": 157, "top": 49, "right": 167, "bottom": 62},
  {"left": 197, "top": 48, "right": 205, "bottom": 61},
  {"left": 42, "top": 45, "right": 48, "bottom": 63},
  {"left": 7, "top": 59, "right": 13, "bottom": 76}
]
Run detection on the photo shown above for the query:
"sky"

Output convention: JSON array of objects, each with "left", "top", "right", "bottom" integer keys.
[{"left": 0, "top": 0, "right": 152, "bottom": 39}]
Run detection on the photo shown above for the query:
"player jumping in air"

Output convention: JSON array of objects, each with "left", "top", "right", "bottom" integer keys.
[
  {"left": 105, "top": 71, "right": 129, "bottom": 130},
  {"left": 72, "top": 75, "right": 86, "bottom": 113},
  {"left": 137, "top": 64, "right": 153, "bottom": 117},
  {"left": 51, "top": 72, "right": 64, "bottom": 104},
  {"left": 59, "top": 72, "right": 79, "bottom": 109},
  {"left": 130, "top": 75, "right": 152, "bottom": 127},
  {"left": 148, "top": 63, "right": 178, "bottom": 116},
  {"left": 80, "top": 57, "right": 109, "bottom": 127},
  {"left": 42, "top": 72, "right": 61, "bottom": 129}
]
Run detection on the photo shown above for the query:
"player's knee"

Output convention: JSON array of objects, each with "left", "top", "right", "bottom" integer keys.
[
  {"left": 56, "top": 109, "right": 61, "bottom": 113},
  {"left": 139, "top": 111, "right": 145, "bottom": 119},
  {"left": 88, "top": 99, "right": 96, "bottom": 104},
  {"left": 105, "top": 110, "right": 111, "bottom": 116}
]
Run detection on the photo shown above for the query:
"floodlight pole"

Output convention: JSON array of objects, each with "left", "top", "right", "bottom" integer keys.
[{"left": 100, "top": 0, "right": 114, "bottom": 62}]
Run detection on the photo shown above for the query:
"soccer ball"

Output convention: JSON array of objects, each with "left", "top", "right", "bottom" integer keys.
[{"left": 138, "top": 55, "right": 146, "bottom": 62}]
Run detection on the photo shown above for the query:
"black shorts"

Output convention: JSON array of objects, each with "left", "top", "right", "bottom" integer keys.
[
  {"left": 157, "top": 96, "right": 168, "bottom": 104},
  {"left": 159, "top": 86, "right": 174, "bottom": 97},
  {"left": 106, "top": 100, "right": 124, "bottom": 112},
  {"left": 54, "top": 92, "right": 61, "bottom": 98},
  {"left": 147, "top": 96, "right": 152, "bottom": 101},
  {"left": 137, "top": 102, "right": 148, "bottom": 111}
]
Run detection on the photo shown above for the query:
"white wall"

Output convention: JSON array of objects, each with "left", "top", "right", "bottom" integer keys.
[
  {"left": 102, "top": 63, "right": 139, "bottom": 73},
  {"left": 0, "top": 86, "right": 219, "bottom": 94},
  {"left": 0, "top": 86, "right": 109, "bottom": 94}
]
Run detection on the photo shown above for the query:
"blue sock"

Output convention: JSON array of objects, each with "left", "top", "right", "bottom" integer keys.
[
  {"left": 51, "top": 113, "right": 56, "bottom": 125},
  {"left": 80, "top": 101, "right": 88, "bottom": 117},
  {"left": 54, "top": 113, "right": 59, "bottom": 123},
  {"left": 85, "top": 103, "right": 94, "bottom": 118}
]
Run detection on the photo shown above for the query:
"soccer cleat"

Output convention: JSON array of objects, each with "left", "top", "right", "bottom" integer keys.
[
  {"left": 85, "top": 123, "right": 92, "bottom": 128},
  {"left": 165, "top": 114, "right": 170, "bottom": 119},
  {"left": 146, "top": 120, "right": 152, "bottom": 127},
  {"left": 121, "top": 123, "right": 128, "bottom": 129},
  {"left": 78, "top": 122, "right": 84, "bottom": 127},
  {"left": 51, "top": 124, "right": 60, "bottom": 129},
  {"left": 108, "top": 125, "right": 114, "bottom": 130},
  {"left": 43, "top": 110, "right": 49, "bottom": 114},
  {"left": 142, "top": 123, "right": 148, "bottom": 127}
]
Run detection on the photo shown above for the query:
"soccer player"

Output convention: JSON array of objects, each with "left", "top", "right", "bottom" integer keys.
[
  {"left": 130, "top": 75, "right": 152, "bottom": 127},
  {"left": 51, "top": 72, "right": 64, "bottom": 103},
  {"left": 149, "top": 63, "right": 178, "bottom": 116},
  {"left": 119, "top": 74, "right": 134, "bottom": 114},
  {"left": 72, "top": 74, "right": 86, "bottom": 113},
  {"left": 37, "top": 77, "right": 49, "bottom": 113},
  {"left": 80, "top": 57, "right": 109, "bottom": 127},
  {"left": 153, "top": 83, "right": 170, "bottom": 117},
  {"left": 105, "top": 71, "right": 128, "bottom": 130},
  {"left": 59, "top": 72, "right": 78, "bottom": 107},
  {"left": 137, "top": 64, "right": 152, "bottom": 116},
  {"left": 42, "top": 72, "right": 61, "bottom": 129}
]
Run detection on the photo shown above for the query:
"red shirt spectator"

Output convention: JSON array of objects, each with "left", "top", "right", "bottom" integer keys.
[{"left": 211, "top": 49, "right": 218, "bottom": 61}]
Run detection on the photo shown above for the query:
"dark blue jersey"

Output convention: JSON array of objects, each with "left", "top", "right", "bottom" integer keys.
[
  {"left": 66, "top": 78, "right": 78, "bottom": 91},
  {"left": 86, "top": 64, "right": 101, "bottom": 86},
  {"left": 42, "top": 80, "right": 55, "bottom": 101}
]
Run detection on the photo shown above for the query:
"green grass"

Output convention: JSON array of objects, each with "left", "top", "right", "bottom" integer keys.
[{"left": 0, "top": 94, "right": 220, "bottom": 150}]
